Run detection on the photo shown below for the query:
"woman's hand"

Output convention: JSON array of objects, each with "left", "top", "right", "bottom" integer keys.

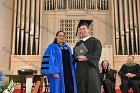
[
  {"left": 53, "top": 74, "right": 59, "bottom": 78},
  {"left": 99, "top": 69, "right": 102, "bottom": 73}
]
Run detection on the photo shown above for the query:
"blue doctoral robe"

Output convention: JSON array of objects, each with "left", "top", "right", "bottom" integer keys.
[{"left": 41, "top": 43, "right": 77, "bottom": 93}]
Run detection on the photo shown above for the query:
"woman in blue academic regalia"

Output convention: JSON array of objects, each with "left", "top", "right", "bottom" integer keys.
[{"left": 41, "top": 31, "right": 77, "bottom": 93}]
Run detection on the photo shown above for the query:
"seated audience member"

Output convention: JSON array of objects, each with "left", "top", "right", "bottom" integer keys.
[
  {"left": 118, "top": 55, "right": 140, "bottom": 93},
  {"left": 100, "top": 60, "right": 116, "bottom": 93}
]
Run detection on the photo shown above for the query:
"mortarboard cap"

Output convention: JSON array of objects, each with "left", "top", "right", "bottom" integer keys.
[{"left": 76, "top": 20, "right": 92, "bottom": 36}]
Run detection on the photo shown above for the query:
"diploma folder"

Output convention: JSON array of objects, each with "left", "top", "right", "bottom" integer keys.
[{"left": 75, "top": 43, "right": 88, "bottom": 56}]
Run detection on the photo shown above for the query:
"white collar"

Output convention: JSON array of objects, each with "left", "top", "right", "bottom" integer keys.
[{"left": 82, "top": 36, "right": 91, "bottom": 41}]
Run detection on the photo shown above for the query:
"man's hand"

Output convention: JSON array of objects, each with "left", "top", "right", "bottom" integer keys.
[
  {"left": 53, "top": 74, "right": 59, "bottom": 78},
  {"left": 77, "top": 55, "right": 88, "bottom": 62},
  {"left": 125, "top": 73, "right": 136, "bottom": 78},
  {"left": 125, "top": 73, "right": 131, "bottom": 78},
  {"left": 129, "top": 74, "right": 136, "bottom": 78}
]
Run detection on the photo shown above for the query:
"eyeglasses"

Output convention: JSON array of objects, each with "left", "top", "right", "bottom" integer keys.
[{"left": 57, "top": 35, "right": 65, "bottom": 37}]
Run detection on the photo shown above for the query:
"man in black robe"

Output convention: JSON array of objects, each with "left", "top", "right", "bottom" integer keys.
[
  {"left": 118, "top": 55, "right": 140, "bottom": 93},
  {"left": 73, "top": 20, "right": 102, "bottom": 93}
]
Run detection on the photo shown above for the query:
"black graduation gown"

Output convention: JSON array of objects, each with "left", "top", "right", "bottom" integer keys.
[
  {"left": 118, "top": 63, "right": 140, "bottom": 93},
  {"left": 74, "top": 37, "right": 102, "bottom": 93},
  {"left": 118, "top": 63, "right": 140, "bottom": 80}
]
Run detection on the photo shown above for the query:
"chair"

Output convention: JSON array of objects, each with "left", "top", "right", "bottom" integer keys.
[
  {"left": 112, "top": 69, "right": 117, "bottom": 93},
  {"left": 112, "top": 70, "right": 117, "bottom": 87},
  {"left": 120, "top": 84, "right": 134, "bottom": 93},
  {"left": 119, "top": 79, "right": 140, "bottom": 93},
  {"left": 44, "top": 77, "right": 50, "bottom": 93},
  {"left": 41, "top": 55, "right": 50, "bottom": 93},
  {"left": 32, "top": 81, "right": 41, "bottom": 93}
]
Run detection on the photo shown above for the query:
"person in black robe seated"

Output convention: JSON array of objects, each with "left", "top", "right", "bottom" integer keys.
[
  {"left": 118, "top": 55, "right": 140, "bottom": 93},
  {"left": 100, "top": 60, "right": 116, "bottom": 93},
  {"left": 73, "top": 20, "right": 102, "bottom": 93}
]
